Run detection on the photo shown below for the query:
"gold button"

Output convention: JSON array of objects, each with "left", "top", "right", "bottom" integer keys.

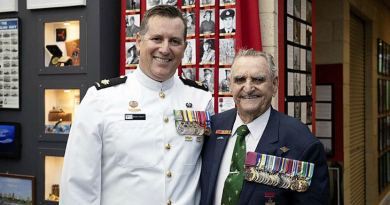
[
  {"left": 165, "top": 143, "right": 171, "bottom": 150},
  {"left": 164, "top": 116, "right": 169, "bottom": 123},
  {"left": 167, "top": 199, "right": 172, "bottom": 205},
  {"left": 159, "top": 92, "right": 165, "bottom": 99},
  {"left": 167, "top": 171, "right": 172, "bottom": 178}
]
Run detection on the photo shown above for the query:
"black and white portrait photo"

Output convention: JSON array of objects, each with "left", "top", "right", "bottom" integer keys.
[
  {"left": 182, "top": 0, "right": 195, "bottom": 8},
  {"left": 200, "top": 9, "right": 215, "bottom": 35},
  {"left": 182, "top": 68, "right": 196, "bottom": 81},
  {"left": 125, "top": 42, "right": 139, "bottom": 66},
  {"left": 201, "top": 0, "right": 215, "bottom": 7},
  {"left": 293, "top": 73, "right": 301, "bottom": 96},
  {"left": 307, "top": 101, "right": 312, "bottom": 124},
  {"left": 182, "top": 39, "right": 196, "bottom": 65},
  {"left": 293, "top": 46, "right": 300, "bottom": 70},
  {"left": 293, "top": 20, "right": 301, "bottom": 44},
  {"left": 306, "top": 50, "right": 312, "bottom": 71},
  {"left": 184, "top": 11, "right": 196, "bottom": 36},
  {"left": 294, "top": 102, "right": 301, "bottom": 120},
  {"left": 306, "top": 74, "right": 312, "bottom": 96},
  {"left": 162, "top": 0, "right": 178, "bottom": 6},
  {"left": 125, "top": 14, "right": 140, "bottom": 39},
  {"left": 219, "top": 8, "right": 236, "bottom": 35},
  {"left": 219, "top": 68, "right": 231, "bottom": 94},
  {"left": 200, "top": 39, "right": 215, "bottom": 64},
  {"left": 220, "top": 0, "right": 235, "bottom": 6},
  {"left": 294, "top": 0, "right": 301, "bottom": 18},
  {"left": 219, "top": 38, "right": 235, "bottom": 65},
  {"left": 306, "top": 26, "right": 312, "bottom": 48},
  {"left": 307, "top": 1, "right": 312, "bottom": 24},
  {"left": 147, "top": 0, "right": 162, "bottom": 9},
  {"left": 126, "top": 0, "right": 140, "bottom": 12},
  {"left": 199, "top": 68, "right": 214, "bottom": 92}
]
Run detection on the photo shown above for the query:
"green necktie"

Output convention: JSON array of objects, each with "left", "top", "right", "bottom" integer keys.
[{"left": 221, "top": 125, "right": 250, "bottom": 205}]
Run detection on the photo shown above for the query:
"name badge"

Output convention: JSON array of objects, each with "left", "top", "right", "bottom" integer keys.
[{"left": 125, "top": 114, "right": 146, "bottom": 120}]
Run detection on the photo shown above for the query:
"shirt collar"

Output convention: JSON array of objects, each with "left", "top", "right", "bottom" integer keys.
[
  {"left": 134, "top": 67, "right": 175, "bottom": 92},
  {"left": 231, "top": 108, "right": 271, "bottom": 141}
]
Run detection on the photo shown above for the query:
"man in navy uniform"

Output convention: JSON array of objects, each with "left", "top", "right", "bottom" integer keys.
[
  {"left": 200, "top": 49, "right": 330, "bottom": 205},
  {"left": 219, "top": 9, "right": 235, "bottom": 34},
  {"left": 61, "top": 5, "right": 213, "bottom": 205}
]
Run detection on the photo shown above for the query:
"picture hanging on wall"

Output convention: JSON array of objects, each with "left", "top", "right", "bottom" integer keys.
[
  {"left": 0, "top": 18, "right": 20, "bottom": 110},
  {"left": 0, "top": 173, "right": 35, "bottom": 205},
  {"left": 0, "top": 0, "right": 18, "bottom": 13},
  {"left": 27, "top": 0, "right": 86, "bottom": 9}
]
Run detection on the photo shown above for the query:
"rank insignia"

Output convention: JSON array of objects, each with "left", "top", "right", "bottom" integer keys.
[
  {"left": 129, "top": 101, "right": 138, "bottom": 108},
  {"left": 279, "top": 146, "right": 289, "bottom": 153},
  {"left": 101, "top": 79, "right": 110, "bottom": 85}
]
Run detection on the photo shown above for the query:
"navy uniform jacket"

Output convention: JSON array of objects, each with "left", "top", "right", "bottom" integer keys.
[{"left": 201, "top": 108, "right": 330, "bottom": 205}]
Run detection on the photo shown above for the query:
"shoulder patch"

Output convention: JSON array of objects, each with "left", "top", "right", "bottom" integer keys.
[
  {"left": 93, "top": 76, "right": 127, "bottom": 90},
  {"left": 179, "top": 75, "right": 209, "bottom": 92}
]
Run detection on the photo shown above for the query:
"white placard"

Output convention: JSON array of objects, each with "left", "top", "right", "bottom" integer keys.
[
  {"left": 27, "top": 0, "right": 86, "bottom": 9},
  {"left": 316, "top": 121, "right": 332, "bottom": 137},
  {"left": 316, "top": 103, "right": 332, "bottom": 120},
  {"left": 0, "top": 0, "right": 18, "bottom": 12},
  {"left": 316, "top": 85, "right": 332, "bottom": 101}
]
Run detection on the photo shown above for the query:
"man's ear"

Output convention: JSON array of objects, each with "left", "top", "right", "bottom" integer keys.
[
  {"left": 272, "top": 76, "right": 279, "bottom": 95},
  {"left": 135, "top": 33, "right": 142, "bottom": 52}
]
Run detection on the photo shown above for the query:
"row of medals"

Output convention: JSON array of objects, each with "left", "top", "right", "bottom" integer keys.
[
  {"left": 244, "top": 167, "right": 310, "bottom": 192},
  {"left": 174, "top": 110, "right": 211, "bottom": 136},
  {"left": 243, "top": 155, "right": 314, "bottom": 193}
]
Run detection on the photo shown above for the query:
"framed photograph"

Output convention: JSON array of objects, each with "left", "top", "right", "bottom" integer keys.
[
  {"left": 293, "top": 20, "right": 301, "bottom": 44},
  {"left": 161, "top": 0, "right": 178, "bottom": 6},
  {"left": 306, "top": 26, "right": 312, "bottom": 48},
  {"left": 318, "top": 138, "right": 333, "bottom": 157},
  {"left": 27, "top": 0, "right": 86, "bottom": 9},
  {"left": 0, "top": 121, "right": 20, "bottom": 158},
  {"left": 182, "top": 0, "right": 195, "bottom": 9},
  {"left": 293, "top": 46, "right": 300, "bottom": 70},
  {"left": 146, "top": 0, "right": 162, "bottom": 10},
  {"left": 219, "top": 8, "right": 236, "bottom": 36},
  {"left": 287, "top": 45, "right": 293, "bottom": 69},
  {"left": 287, "top": 17, "right": 293, "bottom": 42},
  {"left": 294, "top": 0, "right": 301, "bottom": 19},
  {"left": 125, "top": 42, "right": 139, "bottom": 66},
  {"left": 220, "top": 0, "right": 235, "bottom": 6},
  {"left": 0, "top": 0, "right": 18, "bottom": 12},
  {"left": 218, "top": 68, "right": 231, "bottom": 95},
  {"left": 126, "top": 0, "right": 140, "bottom": 12},
  {"left": 199, "top": 38, "right": 215, "bottom": 65},
  {"left": 182, "top": 68, "right": 196, "bottom": 81},
  {"left": 306, "top": 50, "right": 312, "bottom": 71},
  {"left": 200, "top": 0, "right": 215, "bottom": 7},
  {"left": 378, "top": 39, "right": 383, "bottom": 74},
  {"left": 0, "top": 173, "right": 35, "bottom": 205},
  {"left": 287, "top": 0, "right": 293, "bottom": 15},
  {"left": 184, "top": 11, "right": 196, "bottom": 37},
  {"left": 199, "top": 68, "right": 214, "bottom": 93},
  {"left": 307, "top": 0, "right": 312, "bottom": 24},
  {"left": 218, "top": 97, "right": 235, "bottom": 113},
  {"left": 219, "top": 38, "right": 235, "bottom": 65},
  {"left": 200, "top": 9, "right": 215, "bottom": 36},
  {"left": 0, "top": 18, "right": 20, "bottom": 110},
  {"left": 182, "top": 39, "right": 196, "bottom": 65},
  {"left": 125, "top": 14, "right": 140, "bottom": 40}
]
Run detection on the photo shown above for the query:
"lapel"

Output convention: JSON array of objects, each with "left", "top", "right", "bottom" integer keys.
[
  {"left": 206, "top": 108, "right": 237, "bottom": 205},
  {"left": 240, "top": 108, "right": 284, "bottom": 205}
]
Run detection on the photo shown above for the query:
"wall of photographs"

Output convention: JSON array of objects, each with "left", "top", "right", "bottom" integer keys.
[
  {"left": 284, "top": 0, "right": 313, "bottom": 129},
  {"left": 121, "top": 0, "right": 240, "bottom": 114},
  {"left": 377, "top": 38, "right": 390, "bottom": 193}
]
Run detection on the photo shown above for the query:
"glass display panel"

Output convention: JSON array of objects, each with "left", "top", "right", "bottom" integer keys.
[
  {"left": 44, "top": 21, "right": 80, "bottom": 67},
  {"left": 44, "top": 156, "right": 64, "bottom": 202},
  {"left": 44, "top": 89, "right": 80, "bottom": 134}
]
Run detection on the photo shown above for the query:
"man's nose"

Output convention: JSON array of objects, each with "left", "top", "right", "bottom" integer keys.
[
  {"left": 243, "top": 80, "right": 254, "bottom": 93},
  {"left": 160, "top": 40, "right": 170, "bottom": 55}
]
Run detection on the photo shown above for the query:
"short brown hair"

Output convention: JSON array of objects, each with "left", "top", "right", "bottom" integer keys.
[{"left": 140, "top": 5, "right": 187, "bottom": 40}]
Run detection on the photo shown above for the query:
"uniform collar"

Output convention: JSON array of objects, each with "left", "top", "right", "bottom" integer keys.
[
  {"left": 231, "top": 108, "right": 271, "bottom": 141},
  {"left": 134, "top": 67, "right": 175, "bottom": 92}
]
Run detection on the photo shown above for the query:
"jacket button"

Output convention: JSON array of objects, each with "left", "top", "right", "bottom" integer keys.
[
  {"left": 165, "top": 143, "right": 171, "bottom": 150},
  {"left": 164, "top": 116, "right": 169, "bottom": 123},
  {"left": 167, "top": 199, "right": 172, "bottom": 205},
  {"left": 159, "top": 92, "right": 165, "bottom": 99},
  {"left": 167, "top": 171, "right": 172, "bottom": 178}
]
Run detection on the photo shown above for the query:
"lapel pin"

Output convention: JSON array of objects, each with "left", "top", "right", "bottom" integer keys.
[
  {"left": 279, "top": 146, "right": 289, "bottom": 153},
  {"left": 217, "top": 136, "right": 224, "bottom": 140}
]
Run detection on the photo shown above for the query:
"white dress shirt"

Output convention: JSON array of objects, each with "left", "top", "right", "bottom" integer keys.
[{"left": 213, "top": 108, "right": 271, "bottom": 205}]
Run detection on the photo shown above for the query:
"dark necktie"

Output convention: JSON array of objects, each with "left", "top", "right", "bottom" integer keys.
[{"left": 221, "top": 125, "right": 250, "bottom": 205}]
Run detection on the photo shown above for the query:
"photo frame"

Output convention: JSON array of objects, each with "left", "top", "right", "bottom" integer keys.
[
  {"left": 0, "top": 0, "right": 18, "bottom": 12},
  {"left": 0, "top": 173, "right": 35, "bottom": 205},
  {"left": 0, "top": 121, "right": 20, "bottom": 158},
  {"left": 0, "top": 18, "right": 20, "bottom": 110},
  {"left": 27, "top": 0, "right": 86, "bottom": 9}
]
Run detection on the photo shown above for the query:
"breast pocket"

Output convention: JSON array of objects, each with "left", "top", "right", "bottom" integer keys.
[
  {"left": 114, "top": 121, "right": 156, "bottom": 168},
  {"left": 179, "top": 135, "right": 203, "bottom": 166}
]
